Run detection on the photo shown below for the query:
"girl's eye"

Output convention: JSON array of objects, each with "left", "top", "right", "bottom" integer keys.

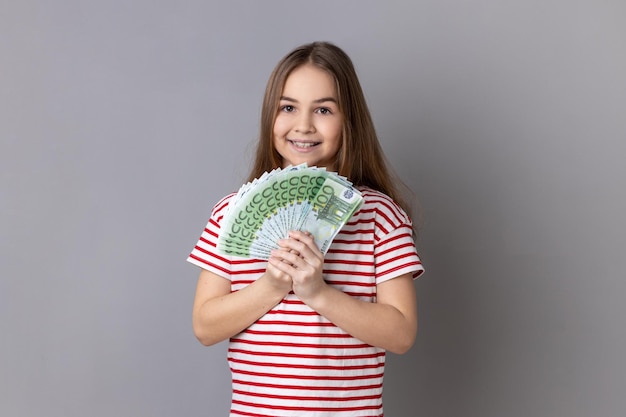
[
  {"left": 317, "top": 107, "right": 332, "bottom": 115},
  {"left": 281, "top": 105, "right": 295, "bottom": 113}
]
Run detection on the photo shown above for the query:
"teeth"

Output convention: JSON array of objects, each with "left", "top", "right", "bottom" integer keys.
[{"left": 291, "top": 141, "right": 318, "bottom": 148}]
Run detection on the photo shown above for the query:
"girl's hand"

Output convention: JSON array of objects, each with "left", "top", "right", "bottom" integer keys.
[
  {"left": 268, "top": 230, "right": 326, "bottom": 305},
  {"left": 262, "top": 260, "right": 294, "bottom": 295}
]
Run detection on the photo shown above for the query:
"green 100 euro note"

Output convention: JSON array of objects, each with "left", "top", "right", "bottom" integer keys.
[{"left": 216, "top": 165, "right": 363, "bottom": 259}]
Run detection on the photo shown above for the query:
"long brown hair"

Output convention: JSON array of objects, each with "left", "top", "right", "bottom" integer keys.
[{"left": 247, "top": 41, "right": 414, "bottom": 218}]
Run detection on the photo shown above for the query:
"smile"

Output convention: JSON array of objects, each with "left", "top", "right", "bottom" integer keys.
[{"left": 288, "top": 140, "right": 320, "bottom": 149}]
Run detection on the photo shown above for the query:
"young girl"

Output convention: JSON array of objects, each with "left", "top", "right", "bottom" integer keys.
[{"left": 188, "top": 41, "right": 424, "bottom": 417}]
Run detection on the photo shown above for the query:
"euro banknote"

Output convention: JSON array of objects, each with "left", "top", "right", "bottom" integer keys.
[{"left": 216, "top": 165, "right": 362, "bottom": 259}]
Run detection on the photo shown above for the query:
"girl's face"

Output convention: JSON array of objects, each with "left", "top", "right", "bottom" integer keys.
[{"left": 273, "top": 64, "right": 343, "bottom": 171}]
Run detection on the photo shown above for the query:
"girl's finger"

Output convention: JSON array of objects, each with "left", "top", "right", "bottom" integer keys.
[
  {"left": 268, "top": 254, "right": 296, "bottom": 272},
  {"left": 271, "top": 249, "right": 300, "bottom": 265},
  {"left": 277, "top": 238, "right": 307, "bottom": 256},
  {"left": 290, "top": 231, "right": 324, "bottom": 260},
  {"left": 289, "top": 230, "right": 314, "bottom": 245}
]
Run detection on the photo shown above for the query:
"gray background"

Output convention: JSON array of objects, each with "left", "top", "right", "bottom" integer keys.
[{"left": 1, "top": 1, "right": 625, "bottom": 416}]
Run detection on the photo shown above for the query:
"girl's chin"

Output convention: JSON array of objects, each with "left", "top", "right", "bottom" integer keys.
[{"left": 282, "top": 159, "right": 316, "bottom": 168}]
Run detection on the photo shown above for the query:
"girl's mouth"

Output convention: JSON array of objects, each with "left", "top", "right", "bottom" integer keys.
[{"left": 288, "top": 140, "right": 320, "bottom": 149}]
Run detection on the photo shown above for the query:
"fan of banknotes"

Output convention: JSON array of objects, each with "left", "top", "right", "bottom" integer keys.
[{"left": 216, "top": 164, "right": 363, "bottom": 259}]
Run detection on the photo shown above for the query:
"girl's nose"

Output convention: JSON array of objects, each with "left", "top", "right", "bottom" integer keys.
[{"left": 295, "top": 112, "right": 315, "bottom": 134}]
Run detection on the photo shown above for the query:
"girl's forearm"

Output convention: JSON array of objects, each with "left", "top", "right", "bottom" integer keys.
[
  {"left": 193, "top": 276, "right": 289, "bottom": 346},
  {"left": 303, "top": 278, "right": 417, "bottom": 354}
]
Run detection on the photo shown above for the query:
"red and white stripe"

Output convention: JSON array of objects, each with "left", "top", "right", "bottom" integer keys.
[{"left": 188, "top": 187, "right": 424, "bottom": 416}]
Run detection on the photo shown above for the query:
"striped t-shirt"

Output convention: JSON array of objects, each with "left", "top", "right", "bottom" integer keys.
[{"left": 188, "top": 187, "right": 424, "bottom": 417}]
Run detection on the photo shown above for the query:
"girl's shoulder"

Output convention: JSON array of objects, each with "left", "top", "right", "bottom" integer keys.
[
  {"left": 355, "top": 186, "right": 412, "bottom": 225},
  {"left": 356, "top": 186, "right": 401, "bottom": 208},
  {"left": 356, "top": 186, "right": 393, "bottom": 200},
  {"left": 209, "top": 192, "right": 237, "bottom": 219}
]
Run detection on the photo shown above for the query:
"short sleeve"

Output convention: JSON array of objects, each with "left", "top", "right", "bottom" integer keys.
[
  {"left": 370, "top": 192, "right": 424, "bottom": 284},
  {"left": 374, "top": 224, "right": 424, "bottom": 285},
  {"left": 186, "top": 194, "right": 235, "bottom": 280}
]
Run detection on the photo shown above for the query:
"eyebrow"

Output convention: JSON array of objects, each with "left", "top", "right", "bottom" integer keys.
[{"left": 280, "top": 96, "right": 337, "bottom": 104}]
